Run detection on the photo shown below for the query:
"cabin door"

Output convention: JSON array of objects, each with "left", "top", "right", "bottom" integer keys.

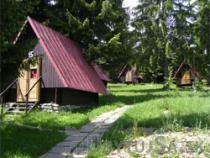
[{"left": 17, "top": 59, "right": 41, "bottom": 102}]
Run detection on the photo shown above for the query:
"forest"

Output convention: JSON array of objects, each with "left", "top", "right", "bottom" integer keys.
[{"left": 0, "top": 0, "right": 210, "bottom": 89}]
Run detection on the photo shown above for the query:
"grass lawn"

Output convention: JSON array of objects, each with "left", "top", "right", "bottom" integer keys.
[
  {"left": 0, "top": 124, "right": 65, "bottom": 158},
  {"left": 0, "top": 91, "right": 122, "bottom": 157},
  {"left": 1, "top": 83, "right": 209, "bottom": 157},
  {"left": 88, "top": 83, "right": 210, "bottom": 157},
  {"left": 2, "top": 101, "right": 122, "bottom": 131}
]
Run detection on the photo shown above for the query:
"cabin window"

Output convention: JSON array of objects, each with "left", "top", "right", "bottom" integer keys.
[{"left": 30, "top": 69, "right": 38, "bottom": 78}]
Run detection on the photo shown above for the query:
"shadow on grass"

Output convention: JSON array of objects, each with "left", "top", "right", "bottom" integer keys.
[
  {"left": 110, "top": 88, "right": 165, "bottom": 93},
  {"left": 100, "top": 88, "right": 210, "bottom": 106},
  {"left": 100, "top": 93, "right": 177, "bottom": 106},
  {"left": 66, "top": 93, "right": 166, "bottom": 115},
  {"left": 121, "top": 112, "right": 210, "bottom": 129},
  {"left": 16, "top": 111, "right": 89, "bottom": 130},
  {"left": 0, "top": 124, "right": 65, "bottom": 158}
]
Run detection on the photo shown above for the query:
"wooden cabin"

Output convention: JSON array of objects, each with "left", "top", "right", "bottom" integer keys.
[
  {"left": 118, "top": 64, "right": 142, "bottom": 84},
  {"left": 173, "top": 62, "right": 200, "bottom": 86},
  {"left": 4, "top": 16, "right": 107, "bottom": 106},
  {"left": 91, "top": 63, "right": 110, "bottom": 87}
]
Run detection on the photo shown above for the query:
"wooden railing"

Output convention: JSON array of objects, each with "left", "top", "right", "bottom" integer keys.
[
  {"left": 0, "top": 78, "right": 18, "bottom": 114},
  {"left": 0, "top": 76, "right": 43, "bottom": 114},
  {"left": 0, "top": 78, "right": 18, "bottom": 98},
  {"left": 0, "top": 78, "right": 18, "bottom": 115}
]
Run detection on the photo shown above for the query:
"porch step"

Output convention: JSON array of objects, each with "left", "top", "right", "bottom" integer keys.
[{"left": 5, "top": 102, "right": 37, "bottom": 114}]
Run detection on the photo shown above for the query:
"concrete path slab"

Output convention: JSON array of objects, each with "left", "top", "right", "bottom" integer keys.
[{"left": 39, "top": 105, "right": 130, "bottom": 158}]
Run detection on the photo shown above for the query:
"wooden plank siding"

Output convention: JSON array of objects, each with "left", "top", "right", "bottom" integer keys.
[
  {"left": 40, "top": 88, "right": 98, "bottom": 105},
  {"left": 33, "top": 43, "right": 64, "bottom": 88},
  {"left": 16, "top": 58, "right": 41, "bottom": 102}
]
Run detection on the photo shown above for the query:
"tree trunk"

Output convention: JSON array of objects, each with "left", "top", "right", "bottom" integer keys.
[
  {"left": 0, "top": 50, "right": 1, "bottom": 93},
  {"left": 0, "top": 50, "right": 3, "bottom": 115},
  {"left": 163, "top": 56, "right": 170, "bottom": 90},
  {"left": 207, "top": 9, "right": 210, "bottom": 85}
]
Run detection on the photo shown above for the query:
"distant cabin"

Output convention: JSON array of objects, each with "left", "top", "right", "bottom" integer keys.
[
  {"left": 118, "top": 64, "right": 142, "bottom": 84},
  {"left": 91, "top": 63, "right": 110, "bottom": 87},
  {"left": 4, "top": 16, "right": 107, "bottom": 106},
  {"left": 173, "top": 62, "right": 200, "bottom": 86}
]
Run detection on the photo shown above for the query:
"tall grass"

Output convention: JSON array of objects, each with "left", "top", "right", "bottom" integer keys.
[
  {"left": 1, "top": 83, "right": 209, "bottom": 157},
  {"left": 88, "top": 83, "right": 210, "bottom": 157},
  {"left": 2, "top": 104, "right": 121, "bottom": 130}
]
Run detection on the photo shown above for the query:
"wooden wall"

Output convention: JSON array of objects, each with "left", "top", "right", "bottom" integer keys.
[
  {"left": 40, "top": 88, "right": 98, "bottom": 105},
  {"left": 33, "top": 43, "right": 64, "bottom": 88}
]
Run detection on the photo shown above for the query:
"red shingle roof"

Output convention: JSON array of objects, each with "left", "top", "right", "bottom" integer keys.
[{"left": 15, "top": 16, "right": 107, "bottom": 94}]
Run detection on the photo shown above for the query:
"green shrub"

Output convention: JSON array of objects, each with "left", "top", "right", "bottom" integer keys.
[{"left": 193, "top": 79, "right": 207, "bottom": 91}]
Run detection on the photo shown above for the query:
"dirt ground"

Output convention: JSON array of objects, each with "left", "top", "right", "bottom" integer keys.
[{"left": 108, "top": 129, "right": 210, "bottom": 158}]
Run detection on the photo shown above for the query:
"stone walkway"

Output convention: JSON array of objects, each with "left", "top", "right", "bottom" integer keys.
[{"left": 40, "top": 105, "right": 130, "bottom": 158}]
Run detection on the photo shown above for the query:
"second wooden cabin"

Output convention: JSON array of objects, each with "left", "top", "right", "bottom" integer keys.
[
  {"left": 118, "top": 64, "right": 142, "bottom": 84},
  {"left": 92, "top": 63, "right": 110, "bottom": 87},
  {"left": 173, "top": 62, "right": 200, "bottom": 86}
]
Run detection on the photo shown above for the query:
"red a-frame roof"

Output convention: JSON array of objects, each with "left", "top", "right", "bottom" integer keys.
[
  {"left": 92, "top": 63, "right": 110, "bottom": 82},
  {"left": 173, "top": 61, "right": 201, "bottom": 79},
  {"left": 14, "top": 16, "right": 107, "bottom": 95}
]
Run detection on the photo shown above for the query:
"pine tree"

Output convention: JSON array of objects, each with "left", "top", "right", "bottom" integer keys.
[
  {"left": 0, "top": 0, "right": 39, "bottom": 88},
  {"left": 194, "top": 0, "right": 210, "bottom": 84},
  {"left": 0, "top": 0, "right": 132, "bottom": 85},
  {"left": 132, "top": 0, "right": 197, "bottom": 87},
  {"left": 43, "top": 0, "right": 132, "bottom": 79},
  {"left": 132, "top": 0, "right": 174, "bottom": 87}
]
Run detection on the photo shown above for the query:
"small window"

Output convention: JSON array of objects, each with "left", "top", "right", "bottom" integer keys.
[{"left": 30, "top": 69, "right": 38, "bottom": 79}]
